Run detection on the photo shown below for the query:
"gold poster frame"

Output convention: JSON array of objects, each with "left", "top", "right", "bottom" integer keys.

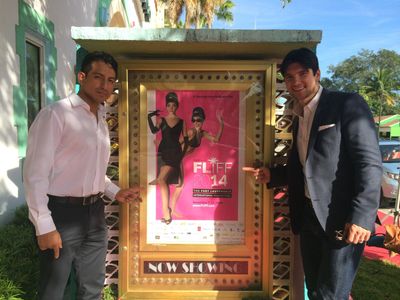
[{"left": 118, "top": 60, "right": 276, "bottom": 299}]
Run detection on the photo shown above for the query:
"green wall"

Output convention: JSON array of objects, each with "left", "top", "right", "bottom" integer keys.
[{"left": 14, "top": 0, "right": 57, "bottom": 157}]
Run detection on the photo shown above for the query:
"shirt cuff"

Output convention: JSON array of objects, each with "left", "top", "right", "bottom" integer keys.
[
  {"left": 104, "top": 181, "right": 121, "bottom": 200},
  {"left": 33, "top": 215, "right": 56, "bottom": 236}
]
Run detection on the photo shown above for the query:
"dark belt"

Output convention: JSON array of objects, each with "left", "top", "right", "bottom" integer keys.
[{"left": 48, "top": 192, "right": 103, "bottom": 206}]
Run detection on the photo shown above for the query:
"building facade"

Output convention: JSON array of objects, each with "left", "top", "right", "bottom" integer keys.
[{"left": 0, "top": 0, "right": 158, "bottom": 225}]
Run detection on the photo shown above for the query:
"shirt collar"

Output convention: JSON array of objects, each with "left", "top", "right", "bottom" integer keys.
[
  {"left": 68, "top": 93, "right": 106, "bottom": 114},
  {"left": 293, "top": 85, "right": 323, "bottom": 117}
]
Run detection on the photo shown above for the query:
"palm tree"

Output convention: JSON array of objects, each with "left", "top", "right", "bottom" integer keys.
[
  {"left": 159, "top": 0, "right": 292, "bottom": 28},
  {"left": 163, "top": 0, "right": 184, "bottom": 28},
  {"left": 158, "top": 0, "right": 234, "bottom": 28},
  {"left": 201, "top": 0, "right": 221, "bottom": 29},
  {"left": 212, "top": 0, "right": 234, "bottom": 28},
  {"left": 184, "top": 0, "right": 202, "bottom": 29},
  {"left": 360, "top": 67, "right": 398, "bottom": 136}
]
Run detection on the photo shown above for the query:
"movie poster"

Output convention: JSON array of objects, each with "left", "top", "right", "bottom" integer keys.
[{"left": 146, "top": 89, "right": 245, "bottom": 245}]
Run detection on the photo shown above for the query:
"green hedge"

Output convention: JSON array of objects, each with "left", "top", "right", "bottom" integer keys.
[{"left": 0, "top": 205, "right": 39, "bottom": 300}]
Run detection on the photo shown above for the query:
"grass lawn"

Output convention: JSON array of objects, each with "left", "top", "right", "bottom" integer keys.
[{"left": 352, "top": 257, "right": 400, "bottom": 299}]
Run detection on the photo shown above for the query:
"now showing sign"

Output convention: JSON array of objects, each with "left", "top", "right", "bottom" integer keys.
[{"left": 143, "top": 261, "right": 248, "bottom": 274}]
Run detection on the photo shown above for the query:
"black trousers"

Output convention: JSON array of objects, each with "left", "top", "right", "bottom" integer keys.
[
  {"left": 299, "top": 202, "right": 364, "bottom": 300},
  {"left": 39, "top": 198, "right": 107, "bottom": 300}
]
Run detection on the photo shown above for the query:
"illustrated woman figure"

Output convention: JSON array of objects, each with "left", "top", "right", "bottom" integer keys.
[
  {"left": 170, "top": 106, "right": 224, "bottom": 217},
  {"left": 148, "top": 92, "right": 187, "bottom": 224}
]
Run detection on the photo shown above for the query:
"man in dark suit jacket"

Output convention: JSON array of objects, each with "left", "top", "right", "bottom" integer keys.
[{"left": 244, "top": 48, "right": 382, "bottom": 299}]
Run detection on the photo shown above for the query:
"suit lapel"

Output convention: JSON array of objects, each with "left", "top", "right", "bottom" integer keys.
[
  {"left": 306, "top": 89, "right": 330, "bottom": 160},
  {"left": 292, "top": 116, "right": 299, "bottom": 147},
  {"left": 290, "top": 116, "right": 300, "bottom": 167}
]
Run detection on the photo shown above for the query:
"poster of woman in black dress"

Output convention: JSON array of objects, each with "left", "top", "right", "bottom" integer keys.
[
  {"left": 147, "top": 92, "right": 187, "bottom": 224},
  {"left": 147, "top": 89, "right": 242, "bottom": 245}
]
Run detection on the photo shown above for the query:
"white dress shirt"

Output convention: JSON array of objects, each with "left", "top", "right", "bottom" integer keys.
[
  {"left": 24, "top": 93, "right": 120, "bottom": 235},
  {"left": 293, "top": 86, "right": 323, "bottom": 198}
]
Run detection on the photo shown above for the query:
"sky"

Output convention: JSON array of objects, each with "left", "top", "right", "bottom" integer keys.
[{"left": 213, "top": 0, "right": 400, "bottom": 79}]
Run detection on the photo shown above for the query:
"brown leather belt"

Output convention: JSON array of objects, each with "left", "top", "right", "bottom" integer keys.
[{"left": 48, "top": 193, "right": 103, "bottom": 206}]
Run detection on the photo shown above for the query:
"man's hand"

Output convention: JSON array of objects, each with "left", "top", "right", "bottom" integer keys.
[
  {"left": 343, "top": 223, "right": 371, "bottom": 244},
  {"left": 115, "top": 185, "right": 142, "bottom": 204},
  {"left": 37, "top": 230, "right": 62, "bottom": 259},
  {"left": 242, "top": 166, "right": 270, "bottom": 184}
]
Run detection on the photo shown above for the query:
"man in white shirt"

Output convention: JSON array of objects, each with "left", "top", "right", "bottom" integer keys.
[{"left": 24, "top": 51, "right": 140, "bottom": 299}]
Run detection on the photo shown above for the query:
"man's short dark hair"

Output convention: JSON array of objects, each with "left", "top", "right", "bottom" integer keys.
[
  {"left": 280, "top": 48, "right": 319, "bottom": 76},
  {"left": 80, "top": 51, "right": 118, "bottom": 76}
]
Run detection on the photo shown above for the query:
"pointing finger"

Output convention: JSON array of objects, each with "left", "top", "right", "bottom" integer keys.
[{"left": 242, "top": 167, "right": 256, "bottom": 173}]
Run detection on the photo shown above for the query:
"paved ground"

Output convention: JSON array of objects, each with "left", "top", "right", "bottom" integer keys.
[{"left": 363, "top": 205, "right": 400, "bottom": 266}]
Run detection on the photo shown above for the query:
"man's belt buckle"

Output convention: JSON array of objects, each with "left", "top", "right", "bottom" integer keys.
[{"left": 82, "top": 193, "right": 103, "bottom": 206}]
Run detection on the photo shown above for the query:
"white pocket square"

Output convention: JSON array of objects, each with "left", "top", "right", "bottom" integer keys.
[{"left": 318, "top": 124, "right": 335, "bottom": 131}]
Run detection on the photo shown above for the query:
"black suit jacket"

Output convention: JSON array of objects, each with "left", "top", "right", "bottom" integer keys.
[{"left": 269, "top": 88, "right": 383, "bottom": 236}]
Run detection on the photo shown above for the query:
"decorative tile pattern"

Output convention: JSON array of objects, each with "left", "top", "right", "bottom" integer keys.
[
  {"left": 271, "top": 72, "right": 295, "bottom": 299},
  {"left": 104, "top": 85, "right": 121, "bottom": 285}
]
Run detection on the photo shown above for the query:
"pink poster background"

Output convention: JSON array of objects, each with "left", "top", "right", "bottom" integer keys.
[{"left": 152, "top": 90, "right": 240, "bottom": 221}]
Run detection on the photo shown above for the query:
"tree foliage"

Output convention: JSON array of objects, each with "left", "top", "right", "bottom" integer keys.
[
  {"left": 214, "top": 0, "right": 234, "bottom": 24},
  {"left": 159, "top": 0, "right": 235, "bottom": 28},
  {"left": 281, "top": 0, "right": 292, "bottom": 7},
  {"left": 321, "top": 49, "right": 400, "bottom": 116},
  {"left": 159, "top": 0, "right": 292, "bottom": 29}
]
